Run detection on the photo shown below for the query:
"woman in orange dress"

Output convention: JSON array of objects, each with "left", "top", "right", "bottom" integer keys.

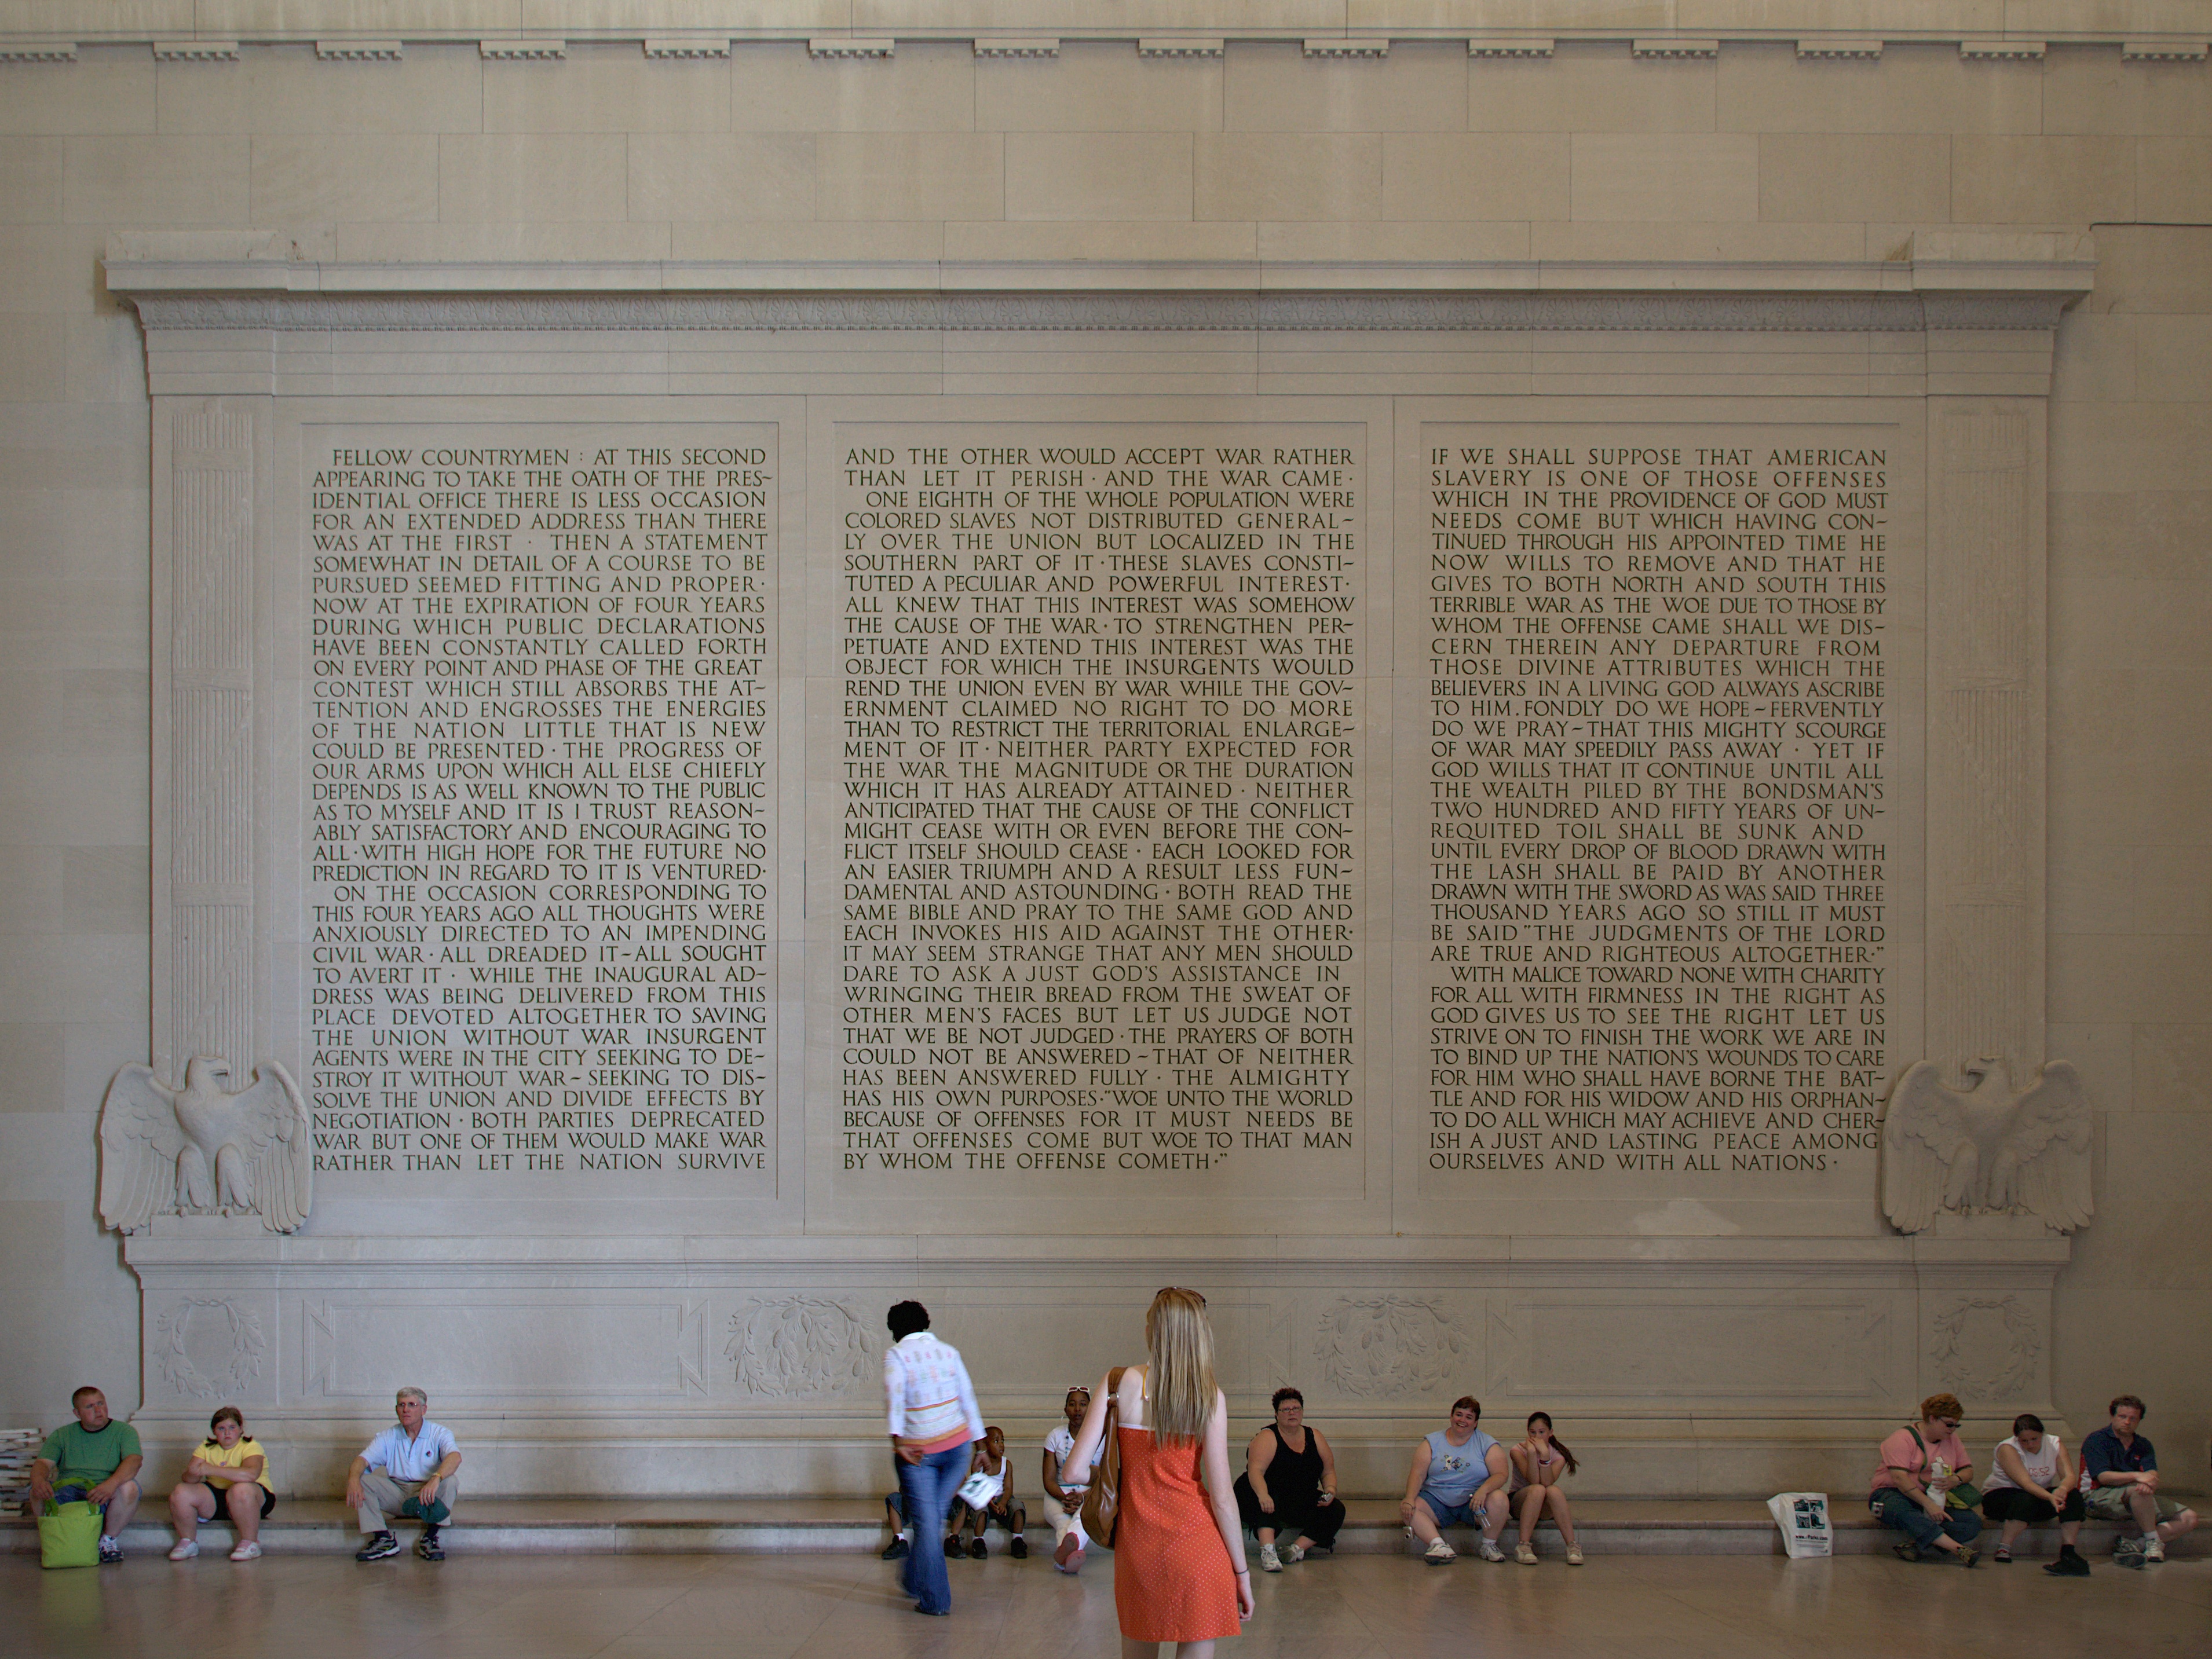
[{"left": 1065, "top": 1287, "right": 1255, "bottom": 1659}]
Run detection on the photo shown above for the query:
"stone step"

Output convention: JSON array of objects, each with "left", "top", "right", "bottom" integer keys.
[{"left": 8, "top": 1498, "right": 2182, "bottom": 1559}]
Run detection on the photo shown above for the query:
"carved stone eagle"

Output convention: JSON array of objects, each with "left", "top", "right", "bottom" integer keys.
[
  {"left": 98, "top": 1056, "right": 313, "bottom": 1234},
  {"left": 1880, "top": 1057, "right": 2092, "bottom": 1235}
]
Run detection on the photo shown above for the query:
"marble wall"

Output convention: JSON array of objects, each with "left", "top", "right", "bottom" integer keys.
[{"left": 1, "top": 17, "right": 2207, "bottom": 1496}]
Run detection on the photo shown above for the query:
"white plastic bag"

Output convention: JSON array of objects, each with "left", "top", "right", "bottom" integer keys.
[{"left": 1767, "top": 1492, "right": 1832, "bottom": 1558}]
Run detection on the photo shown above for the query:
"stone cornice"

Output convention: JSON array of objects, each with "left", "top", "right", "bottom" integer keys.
[
  {"left": 105, "top": 237, "right": 2093, "bottom": 335},
  {"left": 3, "top": 6, "right": 2209, "bottom": 55}
]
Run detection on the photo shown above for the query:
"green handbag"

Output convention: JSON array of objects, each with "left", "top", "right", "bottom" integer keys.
[
  {"left": 38, "top": 1499, "right": 102, "bottom": 1569},
  {"left": 1907, "top": 1426, "right": 1982, "bottom": 1510}
]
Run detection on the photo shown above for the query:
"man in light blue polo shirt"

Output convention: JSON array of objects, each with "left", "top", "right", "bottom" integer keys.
[{"left": 345, "top": 1387, "right": 461, "bottom": 1561}]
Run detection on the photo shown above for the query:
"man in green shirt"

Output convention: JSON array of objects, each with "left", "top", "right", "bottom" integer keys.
[{"left": 28, "top": 1386, "right": 144, "bottom": 1562}]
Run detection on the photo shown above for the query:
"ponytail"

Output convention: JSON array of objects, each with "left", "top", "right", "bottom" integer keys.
[{"left": 1527, "top": 1411, "right": 1579, "bottom": 1477}]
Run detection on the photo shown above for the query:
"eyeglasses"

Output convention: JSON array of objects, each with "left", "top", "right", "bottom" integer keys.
[{"left": 1937, "top": 1419, "right": 1961, "bottom": 1430}]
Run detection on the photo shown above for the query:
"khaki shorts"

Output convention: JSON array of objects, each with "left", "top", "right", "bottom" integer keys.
[{"left": 2084, "top": 1485, "right": 2184, "bottom": 1525}]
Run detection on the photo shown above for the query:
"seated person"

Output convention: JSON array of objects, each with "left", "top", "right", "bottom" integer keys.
[
  {"left": 1042, "top": 1385, "right": 1092, "bottom": 1573},
  {"left": 2081, "top": 1394, "right": 2199, "bottom": 1567},
  {"left": 166, "top": 1405, "right": 275, "bottom": 1561},
  {"left": 1233, "top": 1387, "right": 1345, "bottom": 1571},
  {"left": 1870, "top": 1393, "right": 1981, "bottom": 1566},
  {"left": 1507, "top": 1411, "right": 1582, "bottom": 1566},
  {"left": 944, "top": 1426, "right": 1026, "bottom": 1558},
  {"left": 345, "top": 1387, "right": 460, "bottom": 1562},
  {"left": 882, "top": 1486, "right": 911, "bottom": 1560},
  {"left": 26, "top": 1385, "right": 142, "bottom": 1564},
  {"left": 1981, "top": 1412, "right": 2086, "bottom": 1574},
  {"left": 1400, "top": 1396, "right": 1509, "bottom": 1564}
]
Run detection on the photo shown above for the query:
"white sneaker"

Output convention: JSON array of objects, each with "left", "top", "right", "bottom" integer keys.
[
  {"left": 1259, "top": 1543, "right": 1281, "bottom": 1573},
  {"left": 229, "top": 1541, "right": 262, "bottom": 1561},
  {"left": 1515, "top": 1544, "right": 1538, "bottom": 1565},
  {"left": 2143, "top": 1539, "right": 2165, "bottom": 1563},
  {"left": 1566, "top": 1545, "right": 1584, "bottom": 1565},
  {"left": 167, "top": 1539, "right": 199, "bottom": 1561},
  {"left": 1479, "top": 1539, "right": 1507, "bottom": 1563},
  {"left": 1424, "top": 1538, "right": 1455, "bottom": 1565},
  {"left": 1281, "top": 1542, "right": 1304, "bottom": 1565}
]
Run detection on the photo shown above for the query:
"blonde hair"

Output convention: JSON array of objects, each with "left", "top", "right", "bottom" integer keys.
[{"left": 1143, "top": 1287, "right": 1218, "bottom": 1447}]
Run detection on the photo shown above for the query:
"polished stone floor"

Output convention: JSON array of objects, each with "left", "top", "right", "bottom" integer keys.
[{"left": 6, "top": 1546, "right": 2207, "bottom": 1659}]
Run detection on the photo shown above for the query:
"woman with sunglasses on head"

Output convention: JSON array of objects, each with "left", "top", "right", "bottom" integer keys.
[
  {"left": 1870, "top": 1393, "right": 1982, "bottom": 1566},
  {"left": 1044, "top": 1385, "right": 1095, "bottom": 1572},
  {"left": 1065, "top": 1288, "right": 1255, "bottom": 1659}
]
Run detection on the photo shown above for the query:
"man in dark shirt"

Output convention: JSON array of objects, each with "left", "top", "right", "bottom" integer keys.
[{"left": 2079, "top": 1395, "right": 2199, "bottom": 1566}]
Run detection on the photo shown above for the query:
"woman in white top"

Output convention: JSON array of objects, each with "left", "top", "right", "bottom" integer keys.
[
  {"left": 1981, "top": 1412, "right": 2088, "bottom": 1574},
  {"left": 1507, "top": 1412, "right": 1582, "bottom": 1565}
]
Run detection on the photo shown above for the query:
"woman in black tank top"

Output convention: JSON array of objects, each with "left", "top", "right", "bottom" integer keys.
[{"left": 1232, "top": 1387, "right": 1347, "bottom": 1569}]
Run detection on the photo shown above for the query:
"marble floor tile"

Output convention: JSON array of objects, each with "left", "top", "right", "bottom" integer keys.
[{"left": 6, "top": 1549, "right": 2206, "bottom": 1659}]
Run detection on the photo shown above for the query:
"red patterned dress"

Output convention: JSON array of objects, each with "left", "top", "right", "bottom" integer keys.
[{"left": 1113, "top": 1423, "right": 1241, "bottom": 1643}]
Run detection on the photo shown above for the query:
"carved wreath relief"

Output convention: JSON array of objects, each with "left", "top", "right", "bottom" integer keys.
[
  {"left": 726, "top": 1296, "right": 872, "bottom": 1398},
  {"left": 1929, "top": 1295, "right": 2042, "bottom": 1399},
  {"left": 155, "top": 1297, "right": 268, "bottom": 1399},
  {"left": 1315, "top": 1296, "right": 1469, "bottom": 1400}
]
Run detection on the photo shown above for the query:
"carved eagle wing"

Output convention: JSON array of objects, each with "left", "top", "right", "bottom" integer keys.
[
  {"left": 1992, "top": 1061, "right": 2093, "bottom": 1232},
  {"left": 1881, "top": 1062, "right": 1972, "bottom": 1234},
  {"left": 98, "top": 1065, "right": 187, "bottom": 1233},
  {"left": 222, "top": 1062, "right": 314, "bottom": 1233}
]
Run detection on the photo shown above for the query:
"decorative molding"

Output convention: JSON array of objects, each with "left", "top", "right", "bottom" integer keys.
[
  {"left": 315, "top": 40, "right": 401, "bottom": 61},
  {"left": 1469, "top": 39, "right": 1552, "bottom": 58},
  {"left": 118, "top": 289, "right": 2081, "bottom": 338},
  {"left": 1305, "top": 38, "right": 1389, "bottom": 58},
  {"left": 2123, "top": 40, "right": 2208, "bottom": 60},
  {"left": 1315, "top": 1295, "right": 1468, "bottom": 1398},
  {"left": 1797, "top": 39, "right": 1881, "bottom": 59},
  {"left": 166, "top": 402, "right": 257, "bottom": 1074},
  {"left": 809, "top": 38, "right": 894, "bottom": 58},
  {"left": 1929, "top": 1294, "right": 2041, "bottom": 1398},
  {"left": 1139, "top": 39, "right": 1224, "bottom": 58},
  {"left": 645, "top": 38, "right": 731, "bottom": 60},
  {"left": 480, "top": 39, "right": 565, "bottom": 60},
  {"left": 0, "top": 40, "right": 74, "bottom": 61},
  {"left": 974, "top": 38, "right": 1058, "bottom": 58},
  {"left": 155, "top": 1297, "right": 268, "bottom": 1398},
  {"left": 726, "top": 1296, "right": 872, "bottom": 1398},
  {"left": 153, "top": 41, "right": 239, "bottom": 61},
  {"left": 1635, "top": 39, "right": 1719, "bottom": 58},
  {"left": 1926, "top": 404, "right": 2043, "bottom": 1073},
  {"left": 1961, "top": 41, "right": 2045, "bottom": 60}
]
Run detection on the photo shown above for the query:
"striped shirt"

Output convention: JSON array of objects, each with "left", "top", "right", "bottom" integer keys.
[{"left": 884, "top": 1331, "right": 983, "bottom": 1452}]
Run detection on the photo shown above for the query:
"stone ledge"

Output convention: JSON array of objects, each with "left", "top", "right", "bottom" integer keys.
[{"left": 4, "top": 1497, "right": 2187, "bottom": 1558}]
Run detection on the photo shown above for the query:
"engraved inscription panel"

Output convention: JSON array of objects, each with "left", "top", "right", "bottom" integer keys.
[
  {"left": 817, "top": 423, "right": 1368, "bottom": 1200},
  {"left": 1408, "top": 420, "right": 1919, "bottom": 1207},
  {"left": 300, "top": 424, "right": 778, "bottom": 1197}
]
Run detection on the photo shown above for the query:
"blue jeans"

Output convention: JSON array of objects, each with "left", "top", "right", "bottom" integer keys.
[
  {"left": 1873, "top": 1488, "right": 1983, "bottom": 1552},
  {"left": 898, "top": 1442, "right": 971, "bottom": 1614}
]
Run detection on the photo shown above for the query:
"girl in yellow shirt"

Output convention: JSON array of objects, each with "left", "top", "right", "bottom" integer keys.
[{"left": 167, "top": 1407, "right": 276, "bottom": 1561}]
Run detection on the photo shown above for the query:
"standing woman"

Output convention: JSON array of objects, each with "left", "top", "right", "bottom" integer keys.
[
  {"left": 883, "top": 1301, "right": 985, "bottom": 1617},
  {"left": 1507, "top": 1412, "right": 1582, "bottom": 1565},
  {"left": 1065, "top": 1287, "right": 1255, "bottom": 1659}
]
